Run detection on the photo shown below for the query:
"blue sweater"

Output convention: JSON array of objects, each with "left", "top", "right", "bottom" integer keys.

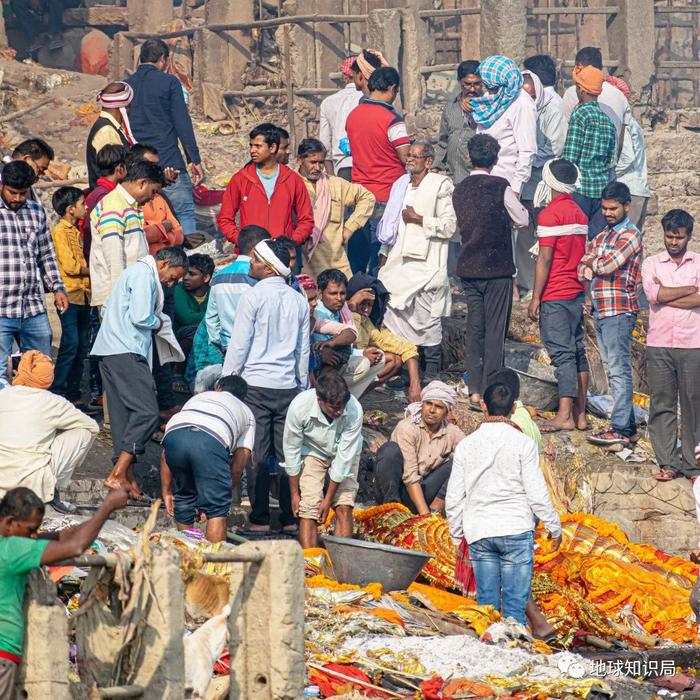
[{"left": 125, "top": 64, "right": 201, "bottom": 171}]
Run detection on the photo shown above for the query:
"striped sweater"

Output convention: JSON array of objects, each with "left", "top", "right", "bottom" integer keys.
[{"left": 89, "top": 184, "right": 148, "bottom": 307}]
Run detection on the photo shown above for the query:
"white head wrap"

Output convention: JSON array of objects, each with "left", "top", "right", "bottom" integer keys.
[
  {"left": 533, "top": 159, "right": 580, "bottom": 209},
  {"left": 405, "top": 381, "right": 457, "bottom": 423},
  {"left": 97, "top": 81, "right": 137, "bottom": 145},
  {"left": 253, "top": 240, "right": 291, "bottom": 278}
]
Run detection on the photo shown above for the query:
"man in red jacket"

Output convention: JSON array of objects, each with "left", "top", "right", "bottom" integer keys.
[{"left": 217, "top": 123, "right": 314, "bottom": 246}]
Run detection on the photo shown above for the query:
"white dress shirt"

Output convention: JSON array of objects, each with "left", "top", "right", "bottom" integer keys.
[
  {"left": 319, "top": 84, "right": 362, "bottom": 172},
  {"left": 445, "top": 422, "right": 561, "bottom": 544},
  {"left": 470, "top": 169, "right": 529, "bottom": 228},
  {"left": 282, "top": 389, "right": 363, "bottom": 483},
  {"left": 477, "top": 90, "right": 537, "bottom": 196},
  {"left": 222, "top": 276, "right": 310, "bottom": 390},
  {"left": 562, "top": 80, "right": 631, "bottom": 140},
  {"left": 164, "top": 391, "right": 256, "bottom": 452},
  {"left": 615, "top": 117, "right": 650, "bottom": 197}
]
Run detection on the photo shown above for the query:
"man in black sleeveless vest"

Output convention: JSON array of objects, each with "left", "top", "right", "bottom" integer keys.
[
  {"left": 86, "top": 82, "right": 135, "bottom": 189},
  {"left": 453, "top": 134, "right": 529, "bottom": 407}
]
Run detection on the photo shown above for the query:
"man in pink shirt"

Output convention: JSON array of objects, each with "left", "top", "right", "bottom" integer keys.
[{"left": 641, "top": 209, "right": 700, "bottom": 481}]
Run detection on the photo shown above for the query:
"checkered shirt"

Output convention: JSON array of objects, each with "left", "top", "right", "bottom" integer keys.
[
  {"left": 562, "top": 102, "right": 617, "bottom": 199},
  {"left": 0, "top": 198, "right": 65, "bottom": 319},
  {"left": 578, "top": 217, "right": 642, "bottom": 319}
]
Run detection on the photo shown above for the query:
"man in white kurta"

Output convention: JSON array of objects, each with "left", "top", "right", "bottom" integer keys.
[
  {"left": 0, "top": 351, "right": 98, "bottom": 508},
  {"left": 377, "top": 141, "right": 457, "bottom": 378}
]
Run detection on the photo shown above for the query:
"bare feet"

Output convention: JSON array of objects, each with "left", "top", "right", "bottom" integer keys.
[
  {"left": 540, "top": 419, "right": 575, "bottom": 433},
  {"left": 104, "top": 475, "right": 131, "bottom": 491}
]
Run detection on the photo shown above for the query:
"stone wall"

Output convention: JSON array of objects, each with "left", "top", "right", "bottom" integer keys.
[{"left": 644, "top": 125, "right": 700, "bottom": 255}]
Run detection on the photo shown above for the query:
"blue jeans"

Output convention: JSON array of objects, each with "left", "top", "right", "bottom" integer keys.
[
  {"left": 0, "top": 313, "right": 52, "bottom": 387},
  {"left": 162, "top": 427, "right": 232, "bottom": 524},
  {"left": 348, "top": 202, "right": 385, "bottom": 275},
  {"left": 163, "top": 169, "right": 196, "bottom": 235},
  {"left": 594, "top": 311, "right": 637, "bottom": 436},
  {"left": 52, "top": 303, "right": 91, "bottom": 401},
  {"left": 469, "top": 531, "right": 534, "bottom": 624}
]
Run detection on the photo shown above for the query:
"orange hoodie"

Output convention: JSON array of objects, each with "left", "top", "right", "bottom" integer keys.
[{"left": 143, "top": 192, "right": 184, "bottom": 254}]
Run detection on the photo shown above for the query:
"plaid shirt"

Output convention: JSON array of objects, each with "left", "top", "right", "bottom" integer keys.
[
  {"left": 0, "top": 198, "right": 65, "bottom": 319},
  {"left": 562, "top": 102, "right": 617, "bottom": 198},
  {"left": 578, "top": 216, "right": 642, "bottom": 319}
]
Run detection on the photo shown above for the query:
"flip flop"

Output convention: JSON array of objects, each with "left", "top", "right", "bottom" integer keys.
[
  {"left": 534, "top": 632, "right": 565, "bottom": 649},
  {"left": 654, "top": 468, "right": 682, "bottom": 482}
]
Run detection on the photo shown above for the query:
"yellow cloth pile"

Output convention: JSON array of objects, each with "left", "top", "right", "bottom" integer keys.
[{"left": 336, "top": 505, "right": 699, "bottom": 646}]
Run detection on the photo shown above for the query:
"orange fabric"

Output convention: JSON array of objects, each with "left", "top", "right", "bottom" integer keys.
[
  {"left": 573, "top": 65, "right": 604, "bottom": 96},
  {"left": 143, "top": 193, "right": 184, "bottom": 254},
  {"left": 12, "top": 351, "right": 54, "bottom": 389},
  {"left": 80, "top": 30, "right": 110, "bottom": 77}
]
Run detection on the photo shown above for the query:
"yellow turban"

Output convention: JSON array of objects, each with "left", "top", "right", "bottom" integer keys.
[
  {"left": 573, "top": 65, "right": 604, "bottom": 96},
  {"left": 13, "top": 350, "right": 54, "bottom": 389}
]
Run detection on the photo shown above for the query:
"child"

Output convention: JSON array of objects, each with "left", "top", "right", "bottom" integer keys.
[
  {"left": 81, "top": 144, "right": 129, "bottom": 409},
  {"left": 174, "top": 253, "right": 215, "bottom": 356},
  {"left": 578, "top": 181, "right": 642, "bottom": 447},
  {"left": 0, "top": 487, "right": 129, "bottom": 693},
  {"left": 50, "top": 186, "right": 92, "bottom": 409},
  {"left": 527, "top": 158, "right": 590, "bottom": 433}
]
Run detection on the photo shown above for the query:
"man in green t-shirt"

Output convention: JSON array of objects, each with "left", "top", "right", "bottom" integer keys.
[{"left": 0, "top": 486, "right": 129, "bottom": 695}]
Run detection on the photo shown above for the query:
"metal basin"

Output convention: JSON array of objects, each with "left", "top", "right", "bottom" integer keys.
[{"left": 322, "top": 535, "right": 432, "bottom": 591}]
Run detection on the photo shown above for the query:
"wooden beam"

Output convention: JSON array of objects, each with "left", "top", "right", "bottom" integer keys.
[{"left": 63, "top": 5, "right": 128, "bottom": 27}]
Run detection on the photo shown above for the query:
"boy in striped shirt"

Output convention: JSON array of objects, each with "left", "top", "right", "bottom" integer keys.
[{"left": 89, "top": 159, "right": 165, "bottom": 308}]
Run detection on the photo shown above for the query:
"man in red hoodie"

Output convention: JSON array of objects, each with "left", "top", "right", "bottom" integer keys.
[{"left": 218, "top": 123, "right": 314, "bottom": 247}]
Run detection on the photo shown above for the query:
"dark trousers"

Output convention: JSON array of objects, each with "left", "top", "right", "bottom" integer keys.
[
  {"left": 573, "top": 193, "right": 607, "bottom": 240},
  {"left": 89, "top": 307, "right": 102, "bottom": 398},
  {"left": 374, "top": 441, "right": 453, "bottom": 513},
  {"left": 348, "top": 202, "right": 385, "bottom": 276},
  {"left": 461, "top": 276, "right": 513, "bottom": 396},
  {"left": 52, "top": 303, "right": 90, "bottom": 402},
  {"left": 153, "top": 284, "right": 177, "bottom": 412},
  {"left": 539, "top": 295, "right": 589, "bottom": 398},
  {"left": 99, "top": 353, "right": 160, "bottom": 460},
  {"left": 245, "top": 385, "right": 298, "bottom": 526},
  {"left": 647, "top": 347, "right": 700, "bottom": 477}
]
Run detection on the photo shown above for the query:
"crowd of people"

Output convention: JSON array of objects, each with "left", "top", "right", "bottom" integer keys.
[{"left": 0, "top": 35, "right": 699, "bottom": 671}]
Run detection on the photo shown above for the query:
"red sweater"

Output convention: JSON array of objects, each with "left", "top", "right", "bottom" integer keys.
[{"left": 217, "top": 162, "right": 314, "bottom": 245}]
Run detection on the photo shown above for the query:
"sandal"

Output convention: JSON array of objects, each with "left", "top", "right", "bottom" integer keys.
[
  {"left": 654, "top": 468, "right": 682, "bottom": 482},
  {"left": 587, "top": 429, "right": 630, "bottom": 447}
]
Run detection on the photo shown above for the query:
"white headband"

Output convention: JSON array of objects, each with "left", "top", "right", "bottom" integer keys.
[
  {"left": 253, "top": 240, "right": 291, "bottom": 278},
  {"left": 533, "top": 159, "right": 580, "bottom": 209}
]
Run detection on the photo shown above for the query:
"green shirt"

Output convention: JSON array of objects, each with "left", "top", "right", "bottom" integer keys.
[
  {"left": 511, "top": 400, "right": 543, "bottom": 453},
  {"left": 561, "top": 101, "right": 617, "bottom": 199},
  {"left": 173, "top": 283, "right": 209, "bottom": 329},
  {"left": 0, "top": 537, "right": 48, "bottom": 657}
]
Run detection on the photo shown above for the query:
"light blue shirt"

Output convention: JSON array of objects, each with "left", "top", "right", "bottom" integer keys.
[
  {"left": 222, "top": 276, "right": 310, "bottom": 390},
  {"left": 204, "top": 255, "right": 255, "bottom": 348},
  {"left": 257, "top": 165, "right": 279, "bottom": 200},
  {"left": 91, "top": 260, "right": 159, "bottom": 359},
  {"left": 282, "top": 388, "right": 363, "bottom": 483},
  {"left": 311, "top": 299, "right": 341, "bottom": 345},
  {"left": 616, "top": 117, "right": 650, "bottom": 198}
]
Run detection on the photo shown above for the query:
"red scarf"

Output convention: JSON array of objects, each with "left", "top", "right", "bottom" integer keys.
[{"left": 454, "top": 416, "right": 523, "bottom": 595}]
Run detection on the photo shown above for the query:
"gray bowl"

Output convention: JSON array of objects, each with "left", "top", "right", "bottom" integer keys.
[{"left": 322, "top": 535, "right": 432, "bottom": 591}]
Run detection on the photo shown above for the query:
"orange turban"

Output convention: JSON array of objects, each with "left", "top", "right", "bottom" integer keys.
[
  {"left": 12, "top": 350, "right": 54, "bottom": 389},
  {"left": 356, "top": 49, "right": 389, "bottom": 80},
  {"left": 573, "top": 65, "right": 604, "bottom": 96}
]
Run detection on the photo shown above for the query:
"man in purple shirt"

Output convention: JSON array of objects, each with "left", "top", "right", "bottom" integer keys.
[{"left": 642, "top": 209, "right": 700, "bottom": 482}]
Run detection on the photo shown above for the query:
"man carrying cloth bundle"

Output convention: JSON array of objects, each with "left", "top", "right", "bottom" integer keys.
[
  {"left": 375, "top": 381, "right": 464, "bottom": 516},
  {"left": 562, "top": 65, "right": 617, "bottom": 239},
  {"left": 86, "top": 81, "right": 137, "bottom": 189},
  {"left": 528, "top": 158, "right": 590, "bottom": 433}
]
